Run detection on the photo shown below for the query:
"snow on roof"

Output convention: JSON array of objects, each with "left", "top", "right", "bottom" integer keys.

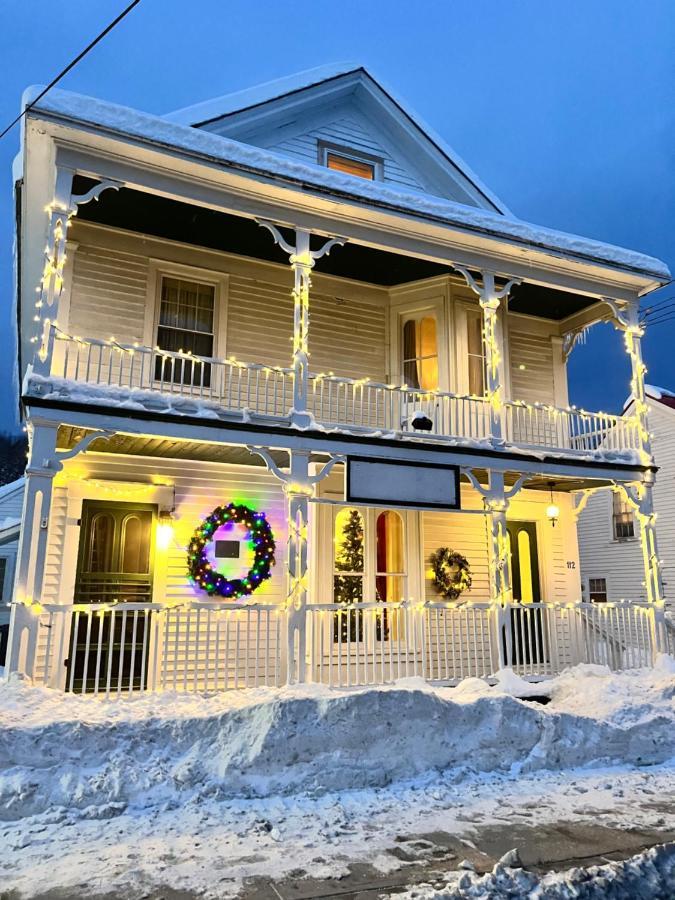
[
  {"left": 0, "top": 477, "right": 24, "bottom": 503},
  {"left": 24, "top": 86, "right": 671, "bottom": 282},
  {"left": 163, "top": 63, "right": 512, "bottom": 216},
  {"left": 624, "top": 384, "right": 675, "bottom": 412},
  {"left": 164, "top": 62, "right": 362, "bottom": 126}
]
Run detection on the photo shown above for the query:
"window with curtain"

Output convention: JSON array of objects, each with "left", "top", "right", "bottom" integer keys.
[
  {"left": 612, "top": 492, "right": 635, "bottom": 540},
  {"left": 466, "top": 309, "right": 485, "bottom": 396},
  {"left": 402, "top": 316, "right": 438, "bottom": 391},
  {"left": 376, "top": 511, "right": 405, "bottom": 640},
  {"left": 155, "top": 276, "right": 215, "bottom": 386}
]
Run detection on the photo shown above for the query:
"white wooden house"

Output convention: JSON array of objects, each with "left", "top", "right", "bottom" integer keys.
[
  {"left": 5, "top": 64, "right": 671, "bottom": 695},
  {"left": 579, "top": 385, "right": 675, "bottom": 609},
  {"left": 0, "top": 478, "right": 24, "bottom": 665}
]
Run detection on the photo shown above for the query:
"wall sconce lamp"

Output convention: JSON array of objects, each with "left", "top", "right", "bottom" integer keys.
[
  {"left": 546, "top": 483, "right": 560, "bottom": 528},
  {"left": 157, "top": 509, "right": 175, "bottom": 549}
]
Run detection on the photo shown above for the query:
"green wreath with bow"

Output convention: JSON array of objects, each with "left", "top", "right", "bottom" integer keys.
[{"left": 429, "top": 547, "right": 472, "bottom": 600}]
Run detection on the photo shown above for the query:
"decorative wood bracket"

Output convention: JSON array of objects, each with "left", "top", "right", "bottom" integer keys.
[
  {"left": 454, "top": 266, "right": 520, "bottom": 307},
  {"left": 461, "top": 468, "right": 527, "bottom": 507},
  {"left": 54, "top": 430, "right": 115, "bottom": 471},
  {"left": 246, "top": 446, "right": 345, "bottom": 490},
  {"left": 600, "top": 297, "right": 641, "bottom": 332},
  {"left": 256, "top": 220, "right": 347, "bottom": 265}
]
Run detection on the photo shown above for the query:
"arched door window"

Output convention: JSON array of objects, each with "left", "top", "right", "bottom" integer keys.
[{"left": 376, "top": 510, "right": 405, "bottom": 640}]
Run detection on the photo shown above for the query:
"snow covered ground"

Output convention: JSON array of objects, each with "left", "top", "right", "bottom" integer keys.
[{"left": 2, "top": 660, "right": 675, "bottom": 898}]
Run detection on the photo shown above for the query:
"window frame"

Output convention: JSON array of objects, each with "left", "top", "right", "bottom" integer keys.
[
  {"left": 455, "top": 299, "right": 489, "bottom": 397},
  {"left": 0, "top": 548, "right": 16, "bottom": 606},
  {"left": 389, "top": 293, "right": 448, "bottom": 392},
  {"left": 611, "top": 491, "right": 636, "bottom": 543},
  {"left": 144, "top": 260, "right": 229, "bottom": 361},
  {"left": 317, "top": 140, "right": 384, "bottom": 181},
  {"left": 587, "top": 576, "right": 608, "bottom": 603}
]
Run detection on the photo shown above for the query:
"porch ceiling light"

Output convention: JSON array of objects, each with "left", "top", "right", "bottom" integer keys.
[
  {"left": 546, "top": 483, "right": 560, "bottom": 528},
  {"left": 157, "top": 509, "right": 175, "bottom": 549}
]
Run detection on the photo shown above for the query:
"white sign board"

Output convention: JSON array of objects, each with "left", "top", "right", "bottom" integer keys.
[{"left": 346, "top": 457, "right": 460, "bottom": 510}]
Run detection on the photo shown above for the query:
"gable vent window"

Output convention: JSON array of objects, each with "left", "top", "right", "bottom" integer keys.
[
  {"left": 326, "top": 152, "right": 375, "bottom": 180},
  {"left": 612, "top": 492, "right": 635, "bottom": 541}
]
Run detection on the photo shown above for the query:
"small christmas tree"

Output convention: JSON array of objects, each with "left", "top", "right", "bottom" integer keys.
[{"left": 333, "top": 509, "right": 364, "bottom": 641}]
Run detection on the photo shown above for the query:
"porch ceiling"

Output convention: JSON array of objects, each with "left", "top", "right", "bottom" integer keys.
[
  {"left": 73, "top": 176, "right": 596, "bottom": 319},
  {"left": 56, "top": 428, "right": 614, "bottom": 493},
  {"left": 56, "top": 426, "right": 292, "bottom": 469}
]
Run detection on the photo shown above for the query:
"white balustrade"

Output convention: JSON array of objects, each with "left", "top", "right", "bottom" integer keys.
[
  {"left": 309, "top": 375, "right": 491, "bottom": 441},
  {"left": 47, "top": 328, "right": 293, "bottom": 420},
  {"left": 504, "top": 401, "right": 641, "bottom": 456},
  {"left": 35, "top": 328, "right": 642, "bottom": 457}
]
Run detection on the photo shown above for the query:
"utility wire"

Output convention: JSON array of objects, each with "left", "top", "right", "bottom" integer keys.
[{"left": 0, "top": 0, "right": 142, "bottom": 142}]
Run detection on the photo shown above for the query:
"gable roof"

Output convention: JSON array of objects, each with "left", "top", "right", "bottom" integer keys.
[
  {"left": 164, "top": 64, "right": 512, "bottom": 215},
  {"left": 624, "top": 385, "right": 675, "bottom": 414}
]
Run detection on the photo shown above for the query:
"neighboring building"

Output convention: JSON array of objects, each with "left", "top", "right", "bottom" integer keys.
[
  {"left": 579, "top": 386, "right": 675, "bottom": 607},
  {"left": 5, "top": 64, "right": 671, "bottom": 693},
  {"left": 0, "top": 478, "right": 24, "bottom": 664}
]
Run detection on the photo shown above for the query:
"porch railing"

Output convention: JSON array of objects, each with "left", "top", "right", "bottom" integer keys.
[
  {"left": 308, "top": 375, "right": 491, "bottom": 442},
  {"left": 30, "top": 599, "right": 662, "bottom": 696},
  {"left": 44, "top": 329, "right": 294, "bottom": 420},
  {"left": 32, "top": 327, "right": 642, "bottom": 458},
  {"left": 504, "top": 401, "right": 641, "bottom": 455}
]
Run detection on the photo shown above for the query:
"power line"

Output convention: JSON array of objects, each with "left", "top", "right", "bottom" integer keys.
[
  {"left": 644, "top": 313, "right": 675, "bottom": 329},
  {"left": 0, "top": 0, "right": 142, "bottom": 142}
]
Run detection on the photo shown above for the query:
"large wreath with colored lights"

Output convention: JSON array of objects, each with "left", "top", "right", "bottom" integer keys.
[
  {"left": 187, "top": 503, "right": 276, "bottom": 599},
  {"left": 430, "top": 547, "right": 472, "bottom": 600}
]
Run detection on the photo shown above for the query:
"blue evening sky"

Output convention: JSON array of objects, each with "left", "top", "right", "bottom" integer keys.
[{"left": 0, "top": 0, "right": 673, "bottom": 434}]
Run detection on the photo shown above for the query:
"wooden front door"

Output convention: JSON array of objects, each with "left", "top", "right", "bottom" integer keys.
[
  {"left": 506, "top": 521, "right": 546, "bottom": 665},
  {"left": 66, "top": 501, "right": 156, "bottom": 692}
]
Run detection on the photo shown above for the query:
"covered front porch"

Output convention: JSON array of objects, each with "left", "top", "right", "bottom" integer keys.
[{"left": 7, "top": 420, "right": 668, "bottom": 697}]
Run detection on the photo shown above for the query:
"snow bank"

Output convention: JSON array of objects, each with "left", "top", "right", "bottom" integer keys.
[
  {"left": 2, "top": 664, "right": 675, "bottom": 822},
  {"left": 395, "top": 842, "right": 675, "bottom": 899}
]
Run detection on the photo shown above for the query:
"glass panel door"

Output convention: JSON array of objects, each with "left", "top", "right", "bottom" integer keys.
[
  {"left": 67, "top": 501, "right": 156, "bottom": 693},
  {"left": 506, "top": 521, "right": 546, "bottom": 665}
]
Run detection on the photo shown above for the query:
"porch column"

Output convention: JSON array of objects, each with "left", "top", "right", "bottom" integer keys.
[
  {"left": 31, "top": 170, "right": 122, "bottom": 374},
  {"left": 455, "top": 268, "right": 519, "bottom": 445},
  {"left": 6, "top": 420, "right": 59, "bottom": 677},
  {"left": 285, "top": 450, "right": 312, "bottom": 684},
  {"left": 603, "top": 299, "right": 652, "bottom": 462},
  {"left": 484, "top": 472, "right": 513, "bottom": 606},
  {"left": 257, "top": 222, "right": 345, "bottom": 427},
  {"left": 616, "top": 478, "right": 664, "bottom": 605}
]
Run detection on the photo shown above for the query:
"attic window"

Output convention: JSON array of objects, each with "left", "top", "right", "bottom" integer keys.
[
  {"left": 319, "top": 142, "right": 381, "bottom": 181},
  {"left": 326, "top": 153, "right": 374, "bottom": 180}
]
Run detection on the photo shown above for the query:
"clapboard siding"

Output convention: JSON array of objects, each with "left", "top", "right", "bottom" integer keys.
[
  {"left": 268, "top": 113, "right": 426, "bottom": 191},
  {"left": 67, "top": 237, "right": 388, "bottom": 383},
  {"left": 423, "top": 489, "right": 579, "bottom": 606},
  {"left": 509, "top": 329, "right": 556, "bottom": 406},
  {"left": 0, "top": 480, "right": 25, "bottom": 521},
  {"left": 50, "top": 455, "right": 288, "bottom": 608},
  {"left": 578, "top": 401, "right": 675, "bottom": 606},
  {"left": 69, "top": 245, "right": 149, "bottom": 344}
]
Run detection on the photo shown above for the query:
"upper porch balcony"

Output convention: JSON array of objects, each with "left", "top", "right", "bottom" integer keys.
[
  {"left": 21, "top": 181, "right": 653, "bottom": 468},
  {"left": 27, "top": 321, "right": 642, "bottom": 463}
]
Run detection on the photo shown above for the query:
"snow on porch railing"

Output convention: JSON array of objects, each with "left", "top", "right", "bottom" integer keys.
[
  {"left": 44, "top": 327, "right": 293, "bottom": 419},
  {"left": 32, "top": 599, "right": 661, "bottom": 696},
  {"left": 504, "top": 401, "right": 641, "bottom": 456},
  {"left": 309, "top": 374, "right": 491, "bottom": 441},
  {"left": 37, "top": 601, "right": 284, "bottom": 696},
  {"left": 498, "top": 601, "right": 659, "bottom": 677},
  {"left": 306, "top": 601, "right": 497, "bottom": 687}
]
